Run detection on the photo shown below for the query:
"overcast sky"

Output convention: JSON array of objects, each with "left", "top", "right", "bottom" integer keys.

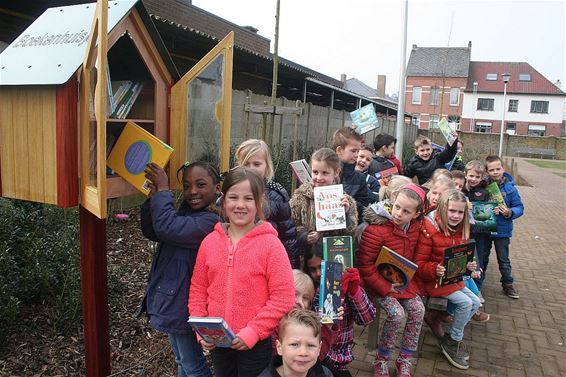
[{"left": 192, "top": 0, "right": 565, "bottom": 95}]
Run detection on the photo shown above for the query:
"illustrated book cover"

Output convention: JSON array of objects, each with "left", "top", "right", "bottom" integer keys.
[
  {"left": 471, "top": 201, "right": 498, "bottom": 233},
  {"left": 314, "top": 184, "right": 346, "bottom": 231},
  {"left": 289, "top": 159, "right": 312, "bottom": 184},
  {"left": 374, "top": 246, "right": 418, "bottom": 292},
  {"left": 319, "top": 260, "right": 343, "bottom": 324},
  {"left": 374, "top": 166, "right": 399, "bottom": 186},
  {"left": 187, "top": 317, "right": 235, "bottom": 348},
  {"left": 350, "top": 103, "right": 379, "bottom": 134},
  {"left": 323, "top": 236, "right": 353, "bottom": 270},
  {"left": 440, "top": 241, "right": 476, "bottom": 286},
  {"left": 107, "top": 121, "right": 174, "bottom": 196},
  {"left": 437, "top": 117, "right": 457, "bottom": 146},
  {"left": 486, "top": 182, "right": 506, "bottom": 207}
]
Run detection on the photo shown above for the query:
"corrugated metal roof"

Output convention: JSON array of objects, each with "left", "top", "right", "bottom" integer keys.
[
  {"left": 406, "top": 46, "right": 471, "bottom": 78},
  {"left": 468, "top": 61, "right": 565, "bottom": 96},
  {"left": 344, "top": 78, "right": 377, "bottom": 98}
]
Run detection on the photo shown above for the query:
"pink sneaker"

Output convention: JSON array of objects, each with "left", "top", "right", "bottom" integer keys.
[
  {"left": 395, "top": 356, "right": 413, "bottom": 377},
  {"left": 373, "top": 358, "right": 389, "bottom": 377}
]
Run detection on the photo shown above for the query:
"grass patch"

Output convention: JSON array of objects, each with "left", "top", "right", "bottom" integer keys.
[
  {"left": 525, "top": 159, "right": 566, "bottom": 170},
  {"left": 553, "top": 172, "right": 566, "bottom": 178}
]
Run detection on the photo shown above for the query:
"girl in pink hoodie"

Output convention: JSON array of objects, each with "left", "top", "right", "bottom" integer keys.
[{"left": 189, "top": 167, "right": 295, "bottom": 377}]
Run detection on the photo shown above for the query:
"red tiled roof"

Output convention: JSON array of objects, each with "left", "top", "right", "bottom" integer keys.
[{"left": 468, "top": 62, "right": 565, "bottom": 96}]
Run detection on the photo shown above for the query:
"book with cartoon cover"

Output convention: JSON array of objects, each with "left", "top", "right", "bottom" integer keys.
[
  {"left": 188, "top": 317, "right": 235, "bottom": 348},
  {"left": 374, "top": 246, "right": 418, "bottom": 292},
  {"left": 289, "top": 159, "right": 312, "bottom": 184},
  {"left": 319, "top": 260, "right": 343, "bottom": 324},
  {"left": 314, "top": 184, "right": 346, "bottom": 231},
  {"left": 486, "top": 182, "right": 506, "bottom": 207},
  {"left": 350, "top": 103, "right": 379, "bottom": 134},
  {"left": 323, "top": 236, "right": 353, "bottom": 270},
  {"left": 471, "top": 201, "right": 498, "bottom": 233},
  {"left": 437, "top": 117, "right": 457, "bottom": 146},
  {"left": 440, "top": 242, "right": 475, "bottom": 286}
]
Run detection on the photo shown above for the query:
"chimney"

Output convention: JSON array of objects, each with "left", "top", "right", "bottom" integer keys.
[
  {"left": 340, "top": 74, "right": 347, "bottom": 84},
  {"left": 242, "top": 26, "right": 258, "bottom": 33},
  {"left": 376, "top": 75, "right": 386, "bottom": 98},
  {"left": 555, "top": 79, "right": 562, "bottom": 89},
  {"left": 468, "top": 41, "right": 472, "bottom": 48},
  {"left": 412, "top": 44, "right": 417, "bottom": 50}
]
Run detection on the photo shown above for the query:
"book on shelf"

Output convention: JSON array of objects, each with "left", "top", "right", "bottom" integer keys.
[
  {"left": 437, "top": 117, "right": 457, "bottom": 146},
  {"left": 109, "top": 81, "right": 144, "bottom": 119},
  {"left": 374, "top": 245, "right": 418, "bottom": 292},
  {"left": 187, "top": 317, "right": 235, "bottom": 348},
  {"left": 319, "top": 260, "right": 343, "bottom": 324},
  {"left": 313, "top": 184, "right": 346, "bottom": 232},
  {"left": 289, "top": 159, "right": 312, "bottom": 184},
  {"left": 439, "top": 241, "right": 475, "bottom": 286},
  {"left": 106, "top": 63, "right": 116, "bottom": 115},
  {"left": 323, "top": 236, "right": 353, "bottom": 270},
  {"left": 350, "top": 103, "right": 379, "bottom": 134},
  {"left": 485, "top": 182, "right": 506, "bottom": 207},
  {"left": 106, "top": 121, "right": 174, "bottom": 196},
  {"left": 471, "top": 201, "right": 498, "bottom": 233}
]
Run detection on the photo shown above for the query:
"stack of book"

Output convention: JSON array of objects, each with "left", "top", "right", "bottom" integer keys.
[{"left": 109, "top": 80, "right": 144, "bottom": 119}]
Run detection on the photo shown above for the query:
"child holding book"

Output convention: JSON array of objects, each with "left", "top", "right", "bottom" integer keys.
[
  {"left": 189, "top": 167, "right": 295, "bottom": 377},
  {"left": 259, "top": 309, "right": 334, "bottom": 377},
  {"left": 357, "top": 184, "right": 426, "bottom": 377},
  {"left": 303, "top": 243, "right": 376, "bottom": 377},
  {"left": 414, "top": 189, "right": 481, "bottom": 370},
  {"left": 405, "top": 135, "right": 458, "bottom": 185},
  {"left": 355, "top": 146, "right": 380, "bottom": 203},
  {"left": 140, "top": 161, "right": 222, "bottom": 377},
  {"left": 235, "top": 139, "right": 299, "bottom": 268},
  {"left": 484, "top": 155, "right": 524, "bottom": 299},
  {"left": 290, "top": 148, "right": 358, "bottom": 251}
]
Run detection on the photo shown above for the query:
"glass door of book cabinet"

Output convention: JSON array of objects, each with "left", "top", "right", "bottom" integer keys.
[{"left": 170, "top": 32, "right": 234, "bottom": 188}]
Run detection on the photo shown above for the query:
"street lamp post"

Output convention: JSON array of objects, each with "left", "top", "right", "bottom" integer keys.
[{"left": 498, "top": 73, "right": 511, "bottom": 157}]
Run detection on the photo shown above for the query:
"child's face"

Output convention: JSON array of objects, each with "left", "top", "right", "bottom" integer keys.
[
  {"left": 183, "top": 166, "right": 220, "bottom": 211},
  {"left": 355, "top": 150, "right": 373, "bottom": 172},
  {"left": 415, "top": 145, "right": 432, "bottom": 160},
  {"left": 457, "top": 141, "right": 463, "bottom": 156},
  {"left": 336, "top": 141, "right": 361, "bottom": 165},
  {"left": 465, "top": 168, "right": 482, "bottom": 188},
  {"left": 294, "top": 284, "right": 314, "bottom": 309},
  {"left": 427, "top": 183, "right": 450, "bottom": 208},
  {"left": 453, "top": 178, "right": 465, "bottom": 191},
  {"left": 243, "top": 152, "right": 267, "bottom": 180},
  {"left": 447, "top": 200, "right": 466, "bottom": 227},
  {"left": 223, "top": 180, "right": 257, "bottom": 230},
  {"left": 306, "top": 256, "right": 322, "bottom": 286},
  {"left": 391, "top": 193, "right": 420, "bottom": 227},
  {"left": 311, "top": 160, "right": 339, "bottom": 187},
  {"left": 276, "top": 323, "right": 320, "bottom": 375},
  {"left": 486, "top": 160, "right": 505, "bottom": 182}
]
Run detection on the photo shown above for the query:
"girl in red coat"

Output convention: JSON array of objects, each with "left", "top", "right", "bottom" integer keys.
[
  {"left": 189, "top": 167, "right": 295, "bottom": 377},
  {"left": 357, "top": 184, "right": 426, "bottom": 377},
  {"left": 414, "top": 189, "right": 480, "bottom": 370}
]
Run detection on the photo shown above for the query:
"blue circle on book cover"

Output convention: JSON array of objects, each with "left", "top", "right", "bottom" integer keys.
[{"left": 124, "top": 141, "right": 152, "bottom": 175}]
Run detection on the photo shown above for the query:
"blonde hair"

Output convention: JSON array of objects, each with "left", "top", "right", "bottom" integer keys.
[
  {"left": 378, "top": 175, "right": 411, "bottom": 201},
  {"left": 221, "top": 167, "right": 266, "bottom": 221},
  {"left": 465, "top": 160, "right": 485, "bottom": 175},
  {"left": 414, "top": 135, "right": 431, "bottom": 149},
  {"left": 278, "top": 308, "right": 321, "bottom": 340},
  {"left": 436, "top": 189, "right": 470, "bottom": 239},
  {"left": 332, "top": 127, "right": 363, "bottom": 150},
  {"left": 235, "top": 139, "right": 274, "bottom": 181},
  {"left": 423, "top": 170, "right": 454, "bottom": 189},
  {"left": 311, "top": 148, "right": 342, "bottom": 182},
  {"left": 293, "top": 269, "right": 315, "bottom": 302}
]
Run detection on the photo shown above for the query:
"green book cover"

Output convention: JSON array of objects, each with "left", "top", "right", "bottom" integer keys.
[
  {"left": 486, "top": 182, "right": 505, "bottom": 206},
  {"left": 323, "top": 236, "right": 353, "bottom": 270}
]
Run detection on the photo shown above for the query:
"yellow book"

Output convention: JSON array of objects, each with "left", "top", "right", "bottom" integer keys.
[{"left": 107, "top": 121, "right": 173, "bottom": 196}]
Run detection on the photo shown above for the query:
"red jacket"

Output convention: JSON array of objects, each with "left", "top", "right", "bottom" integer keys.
[
  {"left": 357, "top": 203, "right": 421, "bottom": 299},
  {"left": 414, "top": 212, "right": 466, "bottom": 297},
  {"left": 389, "top": 154, "right": 404, "bottom": 175},
  {"left": 189, "top": 222, "right": 295, "bottom": 349}
]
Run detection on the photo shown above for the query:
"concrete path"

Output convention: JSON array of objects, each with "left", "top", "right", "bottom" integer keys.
[{"left": 348, "top": 158, "right": 566, "bottom": 377}]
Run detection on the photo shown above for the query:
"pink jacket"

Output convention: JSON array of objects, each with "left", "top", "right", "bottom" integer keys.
[{"left": 189, "top": 221, "right": 295, "bottom": 349}]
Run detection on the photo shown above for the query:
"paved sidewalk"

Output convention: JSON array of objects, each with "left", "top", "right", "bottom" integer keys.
[{"left": 348, "top": 158, "right": 566, "bottom": 377}]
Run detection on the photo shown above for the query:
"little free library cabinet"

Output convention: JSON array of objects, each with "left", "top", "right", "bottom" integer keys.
[{"left": 0, "top": 0, "right": 234, "bottom": 219}]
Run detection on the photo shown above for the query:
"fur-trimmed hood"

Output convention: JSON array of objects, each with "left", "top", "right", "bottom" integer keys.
[{"left": 362, "top": 200, "right": 393, "bottom": 226}]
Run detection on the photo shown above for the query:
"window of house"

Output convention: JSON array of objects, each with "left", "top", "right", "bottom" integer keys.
[
  {"left": 506, "top": 122, "right": 516, "bottom": 135},
  {"left": 477, "top": 98, "right": 494, "bottom": 111},
  {"left": 412, "top": 114, "right": 421, "bottom": 128},
  {"left": 429, "top": 87, "right": 440, "bottom": 105},
  {"left": 412, "top": 87, "right": 422, "bottom": 104},
  {"left": 429, "top": 115, "right": 439, "bottom": 128},
  {"left": 508, "top": 99, "right": 518, "bottom": 112},
  {"left": 448, "top": 115, "right": 461, "bottom": 130},
  {"left": 530, "top": 100, "right": 549, "bottom": 113},
  {"left": 528, "top": 125, "right": 546, "bottom": 136},
  {"left": 519, "top": 73, "right": 531, "bottom": 81},
  {"left": 486, "top": 73, "right": 498, "bottom": 81},
  {"left": 474, "top": 122, "right": 492, "bottom": 133},
  {"left": 449, "top": 88, "right": 460, "bottom": 106}
]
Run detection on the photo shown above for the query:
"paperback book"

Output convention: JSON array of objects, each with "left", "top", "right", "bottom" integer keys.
[
  {"left": 374, "top": 246, "right": 418, "bottom": 292},
  {"left": 314, "top": 184, "right": 346, "bottom": 231},
  {"left": 323, "top": 236, "right": 353, "bottom": 270},
  {"left": 350, "top": 103, "right": 379, "bottom": 134},
  {"left": 374, "top": 166, "right": 399, "bottom": 186},
  {"left": 289, "top": 159, "right": 312, "bottom": 184},
  {"left": 107, "top": 121, "right": 174, "bottom": 196},
  {"left": 471, "top": 201, "right": 498, "bottom": 233},
  {"left": 437, "top": 117, "right": 457, "bottom": 146},
  {"left": 319, "top": 260, "right": 343, "bottom": 324},
  {"left": 486, "top": 182, "right": 506, "bottom": 206},
  {"left": 439, "top": 241, "right": 476, "bottom": 286},
  {"left": 187, "top": 317, "right": 235, "bottom": 348}
]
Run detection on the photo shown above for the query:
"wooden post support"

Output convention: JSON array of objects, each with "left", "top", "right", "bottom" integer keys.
[
  {"left": 291, "top": 100, "right": 301, "bottom": 193},
  {"left": 80, "top": 206, "right": 110, "bottom": 376}
]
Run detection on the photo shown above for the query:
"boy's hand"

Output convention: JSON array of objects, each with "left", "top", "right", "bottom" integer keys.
[
  {"left": 466, "top": 261, "right": 477, "bottom": 271},
  {"left": 231, "top": 337, "right": 249, "bottom": 351},
  {"left": 199, "top": 338, "right": 216, "bottom": 351},
  {"left": 436, "top": 264, "right": 446, "bottom": 277},
  {"left": 495, "top": 205, "right": 512, "bottom": 218},
  {"left": 307, "top": 231, "right": 320, "bottom": 244},
  {"left": 144, "top": 163, "right": 169, "bottom": 192},
  {"left": 340, "top": 195, "right": 350, "bottom": 209},
  {"left": 335, "top": 306, "right": 345, "bottom": 321}
]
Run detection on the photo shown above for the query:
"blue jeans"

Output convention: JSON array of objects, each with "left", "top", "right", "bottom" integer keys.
[
  {"left": 168, "top": 332, "right": 212, "bottom": 377},
  {"left": 487, "top": 237, "right": 514, "bottom": 286},
  {"left": 445, "top": 287, "right": 481, "bottom": 342},
  {"left": 447, "top": 278, "right": 480, "bottom": 316},
  {"left": 471, "top": 233, "right": 491, "bottom": 290}
]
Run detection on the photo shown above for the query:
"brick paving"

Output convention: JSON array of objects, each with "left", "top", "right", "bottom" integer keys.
[{"left": 348, "top": 158, "right": 566, "bottom": 377}]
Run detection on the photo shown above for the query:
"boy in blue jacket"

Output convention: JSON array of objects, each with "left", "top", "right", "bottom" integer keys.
[{"left": 485, "top": 155, "right": 524, "bottom": 299}]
